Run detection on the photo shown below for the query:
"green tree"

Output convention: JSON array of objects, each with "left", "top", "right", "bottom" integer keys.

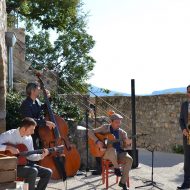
[
  {"left": 6, "top": 0, "right": 96, "bottom": 120},
  {"left": 6, "top": 0, "right": 79, "bottom": 30},
  {"left": 25, "top": 31, "right": 58, "bottom": 70},
  {"left": 54, "top": 15, "right": 95, "bottom": 94},
  {"left": 24, "top": 4, "right": 95, "bottom": 94}
]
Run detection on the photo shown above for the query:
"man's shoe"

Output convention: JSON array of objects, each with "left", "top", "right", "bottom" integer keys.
[
  {"left": 177, "top": 183, "right": 190, "bottom": 189},
  {"left": 114, "top": 168, "right": 122, "bottom": 176},
  {"left": 119, "top": 181, "right": 129, "bottom": 190}
]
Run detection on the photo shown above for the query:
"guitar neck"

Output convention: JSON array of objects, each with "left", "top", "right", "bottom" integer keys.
[
  {"left": 107, "top": 139, "right": 123, "bottom": 144},
  {"left": 19, "top": 147, "right": 57, "bottom": 157}
]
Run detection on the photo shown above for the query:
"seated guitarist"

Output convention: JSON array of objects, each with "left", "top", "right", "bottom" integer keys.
[
  {"left": 88, "top": 113, "right": 133, "bottom": 190},
  {"left": 0, "top": 117, "right": 52, "bottom": 190}
]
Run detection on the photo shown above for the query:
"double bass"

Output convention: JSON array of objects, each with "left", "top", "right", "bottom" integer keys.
[{"left": 36, "top": 73, "right": 81, "bottom": 180}]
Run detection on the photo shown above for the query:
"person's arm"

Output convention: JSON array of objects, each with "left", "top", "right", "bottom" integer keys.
[
  {"left": 179, "top": 102, "right": 187, "bottom": 131},
  {"left": 88, "top": 125, "right": 108, "bottom": 143},
  {"left": 179, "top": 102, "right": 189, "bottom": 137},
  {"left": 26, "top": 137, "right": 47, "bottom": 161},
  {"left": 120, "top": 129, "right": 132, "bottom": 146},
  {"left": 0, "top": 131, "right": 19, "bottom": 154},
  {"left": 36, "top": 98, "right": 55, "bottom": 130},
  {"left": 0, "top": 132, "right": 10, "bottom": 151}
]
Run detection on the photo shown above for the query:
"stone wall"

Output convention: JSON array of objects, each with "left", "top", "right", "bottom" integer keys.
[
  {"left": 0, "top": 0, "right": 7, "bottom": 133},
  {"left": 91, "top": 94, "right": 187, "bottom": 153}
]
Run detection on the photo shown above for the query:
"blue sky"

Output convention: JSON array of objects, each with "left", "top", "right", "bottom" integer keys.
[{"left": 83, "top": 0, "right": 190, "bottom": 94}]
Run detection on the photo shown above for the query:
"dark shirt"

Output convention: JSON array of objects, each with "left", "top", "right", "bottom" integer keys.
[
  {"left": 20, "top": 97, "right": 46, "bottom": 127},
  {"left": 110, "top": 125, "right": 122, "bottom": 153},
  {"left": 179, "top": 101, "right": 189, "bottom": 131}
]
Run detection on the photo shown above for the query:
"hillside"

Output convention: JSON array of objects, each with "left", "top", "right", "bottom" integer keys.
[{"left": 89, "top": 85, "right": 186, "bottom": 96}]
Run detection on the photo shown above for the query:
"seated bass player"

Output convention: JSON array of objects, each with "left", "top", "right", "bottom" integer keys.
[
  {"left": 0, "top": 117, "right": 52, "bottom": 190},
  {"left": 88, "top": 113, "right": 133, "bottom": 190}
]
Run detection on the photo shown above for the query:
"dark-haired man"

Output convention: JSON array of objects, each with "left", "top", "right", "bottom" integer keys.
[
  {"left": 88, "top": 113, "right": 133, "bottom": 190},
  {"left": 0, "top": 117, "right": 52, "bottom": 190},
  {"left": 178, "top": 85, "right": 190, "bottom": 189},
  {"left": 20, "top": 82, "right": 55, "bottom": 149}
]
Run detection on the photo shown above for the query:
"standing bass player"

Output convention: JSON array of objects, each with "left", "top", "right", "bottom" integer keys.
[{"left": 20, "top": 82, "right": 55, "bottom": 149}]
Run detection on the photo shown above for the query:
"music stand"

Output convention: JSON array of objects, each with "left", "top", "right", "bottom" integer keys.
[
  {"left": 85, "top": 109, "right": 89, "bottom": 176},
  {"left": 135, "top": 145, "right": 163, "bottom": 190},
  {"left": 76, "top": 109, "right": 90, "bottom": 177}
]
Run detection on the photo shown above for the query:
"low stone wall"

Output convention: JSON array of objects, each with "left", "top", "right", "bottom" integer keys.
[{"left": 91, "top": 94, "right": 186, "bottom": 153}]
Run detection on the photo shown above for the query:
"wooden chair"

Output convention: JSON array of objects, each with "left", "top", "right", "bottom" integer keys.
[
  {"left": 16, "top": 177, "right": 24, "bottom": 181},
  {"left": 102, "top": 159, "right": 130, "bottom": 189}
]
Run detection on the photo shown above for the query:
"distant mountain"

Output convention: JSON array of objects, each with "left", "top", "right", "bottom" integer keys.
[
  {"left": 152, "top": 87, "right": 186, "bottom": 95},
  {"left": 89, "top": 85, "right": 186, "bottom": 97},
  {"left": 89, "top": 85, "right": 129, "bottom": 97}
]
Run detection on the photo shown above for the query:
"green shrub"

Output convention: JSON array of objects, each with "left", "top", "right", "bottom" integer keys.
[
  {"left": 172, "top": 144, "right": 184, "bottom": 154},
  {"left": 6, "top": 91, "right": 83, "bottom": 130},
  {"left": 6, "top": 92, "right": 24, "bottom": 130}
]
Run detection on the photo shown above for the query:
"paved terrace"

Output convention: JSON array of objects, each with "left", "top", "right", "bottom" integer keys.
[{"left": 46, "top": 149, "right": 184, "bottom": 190}]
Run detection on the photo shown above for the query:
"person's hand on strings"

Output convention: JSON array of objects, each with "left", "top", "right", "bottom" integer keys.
[
  {"left": 183, "top": 129, "right": 189, "bottom": 137},
  {"left": 96, "top": 140, "right": 105, "bottom": 151},
  {"left": 41, "top": 149, "right": 49, "bottom": 159},
  {"left": 46, "top": 121, "right": 55, "bottom": 130}
]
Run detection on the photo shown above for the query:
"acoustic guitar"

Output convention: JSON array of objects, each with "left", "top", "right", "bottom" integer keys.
[
  {"left": 88, "top": 133, "right": 127, "bottom": 157},
  {"left": 0, "top": 143, "right": 64, "bottom": 165}
]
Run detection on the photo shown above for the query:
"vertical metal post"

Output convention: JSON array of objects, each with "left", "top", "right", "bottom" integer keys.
[
  {"left": 8, "top": 47, "right": 13, "bottom": 91},
  {"left": 85, "top": 96, "right": 89, "bottom": 174},
  {"left": 131, "top": 79, "right": 138, "bottom": 168},
  {"left": 131, "top": 79, "right": 136, "bottom": 150},
  {"left": 95, "top": 96, "right": 97, "bottom": 128},
  {"left": 5, "top": 32, "right": 17, "bottom": 92}
]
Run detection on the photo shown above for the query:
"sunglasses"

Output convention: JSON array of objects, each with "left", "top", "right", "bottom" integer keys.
[{"left": 187, "top": 92, "right": 190, "bottom": 94}]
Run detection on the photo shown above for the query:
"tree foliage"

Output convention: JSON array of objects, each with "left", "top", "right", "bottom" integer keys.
[
  {"left": 6, "top": 0, "right": 96, "bottom": 122},
  {"left": 6, "top": 0, "right": 79, "bottom": 30},
  {"left": 25, "top": 31, "right": 58, "bottom": 69},
  {"left": 24, "top": 6, "right": 96, "bottom": 94}
]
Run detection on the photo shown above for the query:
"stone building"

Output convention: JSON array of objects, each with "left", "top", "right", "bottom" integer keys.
[
  {"left": 0, "top": 0, "right": 7, "bottom": 133},
  {"left": 10, "top": 28, "right": 58, "bottom": 94}
]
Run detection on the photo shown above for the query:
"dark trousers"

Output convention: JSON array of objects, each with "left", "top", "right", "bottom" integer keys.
[
  {"left": 17, "top": 164, "right": 52, "bottom": 190},
  {"left": 183, "top": 136, "right": 190, "bottom": 185},
  {"left": 95, "top": 157, "right": 102, "bottom": 172}
]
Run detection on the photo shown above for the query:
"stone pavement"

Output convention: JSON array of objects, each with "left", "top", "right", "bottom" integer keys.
[{"left": 46, "top": 149, "right": 184, "bottom": 190}]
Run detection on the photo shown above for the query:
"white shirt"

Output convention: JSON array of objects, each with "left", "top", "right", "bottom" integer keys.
[{"left": 0, "top": 128, "right": 42, "bottom": 161}]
